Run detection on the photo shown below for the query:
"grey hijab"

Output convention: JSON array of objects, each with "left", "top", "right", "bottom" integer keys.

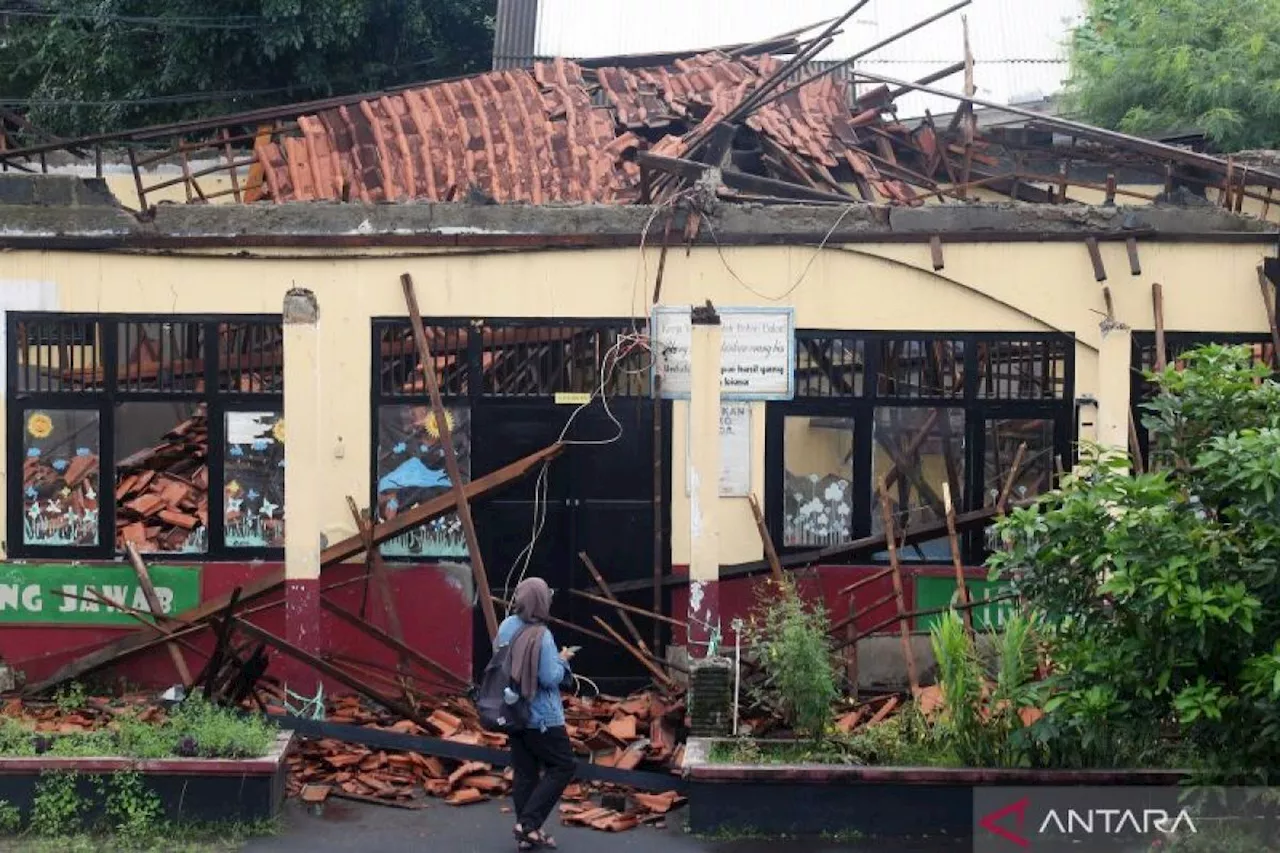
[{"left": 510, "top": 578, "right": 552, "bottom": 702}]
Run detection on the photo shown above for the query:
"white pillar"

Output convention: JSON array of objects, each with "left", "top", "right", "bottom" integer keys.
[
  {"left": 687, "top": 305, "right": 723, "bottom": 655},
  {"left": 1096, "top": 320, "right": 1133, "bottom": 453}
]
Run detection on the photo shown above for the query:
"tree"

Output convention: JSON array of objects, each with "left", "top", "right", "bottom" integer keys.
[
  {"left": 1068, "top": 0, "right": 1280, "bottom": 151},
  {"left": 0, "top": 0, "right": 495, "bottom": 137}
]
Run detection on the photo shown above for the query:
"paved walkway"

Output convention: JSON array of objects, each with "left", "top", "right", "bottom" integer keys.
[{"left": 242, "top": 799, "right": 967, "bottom": 853}]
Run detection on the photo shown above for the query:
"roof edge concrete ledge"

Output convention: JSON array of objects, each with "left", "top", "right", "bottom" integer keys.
[{"left": 0, "top": 176, "right": 1275, "bottom": 249}]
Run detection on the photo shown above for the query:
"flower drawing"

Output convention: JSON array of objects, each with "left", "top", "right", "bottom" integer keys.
[{"left": 272, "top": 419, "right": 286, "bottom": 443}]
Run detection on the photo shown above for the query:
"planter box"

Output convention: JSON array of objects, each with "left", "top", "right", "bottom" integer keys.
[
  {"left": 0, "top": 731, "right": 293, "bottom": 824},
  {"left": 682, "top": 737, "right": 1187, "bottom": 839}
]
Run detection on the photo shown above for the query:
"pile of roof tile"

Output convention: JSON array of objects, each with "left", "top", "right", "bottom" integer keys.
[
  {"left": 285, "top": 691, "right": 688, "bottom": 830},
  {"left": 115, "top": 412, "right": 209, "bottom": 553},
  {"left": 255, "top": 51, "right": 912, "bottom": 206},
  {"left": 0, "top": 694, "right": 164, "bottom": 733}
]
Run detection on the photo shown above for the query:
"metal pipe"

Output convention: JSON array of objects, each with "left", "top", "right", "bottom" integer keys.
[{"left": 751, "top": 0, "right": 972, "bottom": 113}]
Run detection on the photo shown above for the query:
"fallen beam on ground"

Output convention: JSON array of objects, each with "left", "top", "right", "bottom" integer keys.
[
  {"left": 126, "top": 542, "right": 192, "bottom": 687},
  {"left": 267, "top": 715, "right": 688, "bottom": 793}
]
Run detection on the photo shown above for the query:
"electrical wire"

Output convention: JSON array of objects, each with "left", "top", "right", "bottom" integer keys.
[
  {"left": 500, "top": 332, "right": 654, "bottom": 606},
  {"left": 702, "top": 202, "right": 862, "bottom": 301}
]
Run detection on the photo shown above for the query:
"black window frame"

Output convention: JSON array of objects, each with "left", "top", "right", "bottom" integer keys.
[
  {"left": 369, "top": 316, "right": 656, "bottom": 561},
  {"left": 766, "top": 330, "right": 1075, "bottom": 565},
  {"left": 6, "top": 312, "right": 284, "bottom": 561},
  {"left": 1131, "top": 331, "right": 1276, "bottom": 466}
]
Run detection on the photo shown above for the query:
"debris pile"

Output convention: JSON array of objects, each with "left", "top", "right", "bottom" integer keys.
[
  {"left": 284, "top": 692, "right": 688, "bottom": 830},
  {"left": 115, "top": 412, "right": 210, "bottom": 553}
]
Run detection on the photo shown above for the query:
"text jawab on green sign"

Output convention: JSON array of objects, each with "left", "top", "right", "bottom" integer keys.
[{"left": 0, "top": 564, "right": 201, "bottom": 625}]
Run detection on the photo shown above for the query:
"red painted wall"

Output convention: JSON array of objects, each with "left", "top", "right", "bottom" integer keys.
[{"left": 3, "top": 562, "right": 473, "bottom": 692}]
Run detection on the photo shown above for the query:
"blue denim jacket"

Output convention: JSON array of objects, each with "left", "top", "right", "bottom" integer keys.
[{"left": 496, "top": 615, "right": 569, "bottom": 730}]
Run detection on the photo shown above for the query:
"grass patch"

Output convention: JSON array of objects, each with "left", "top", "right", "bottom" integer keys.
[
  {"left": 2, "top": 818, "right": 279, "bottom": 852},
  {"left": 0, "top": 697, "right": 277, "bottom": 760}
]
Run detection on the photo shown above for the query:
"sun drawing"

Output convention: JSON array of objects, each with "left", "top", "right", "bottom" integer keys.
[
  {"left": 26, "top": 413, "right": 53, "bottom": 439},
  {"left": 271, "top": 419, "right": 286, "bottom": 443},
  {"left": 419, "top": 409, "right": 455, "bottom": 440}
]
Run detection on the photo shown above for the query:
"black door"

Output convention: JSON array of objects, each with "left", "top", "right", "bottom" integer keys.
[{"left": 471, "top": 398, "right": 668, "bottom": 692}]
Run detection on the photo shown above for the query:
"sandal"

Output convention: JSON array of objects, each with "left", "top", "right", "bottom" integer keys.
[{"left": 514, "top": 826, "right": 557, "bottom": 849}]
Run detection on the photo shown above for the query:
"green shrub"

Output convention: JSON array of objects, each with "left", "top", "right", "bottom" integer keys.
[
  {"left": 168, "top": 697, "right": 276, "bottom": 759},
  {"left": 101, "top": 772, "right": 163, "bottom": 842},
  {"left": 928, "top": 610, "right": 1042, "bottom": 768},
  {"left": 0, "top": 800, "right": 20, "bottom": 834},
  {"left": 30, "top": 771, "right": 86, "bottom": 837},
  {"left": 990, "top": 345, "right": 1280, "bottom": 777},
  {"left": 744, "top": 577, "right": 839, "bottom": 739}
]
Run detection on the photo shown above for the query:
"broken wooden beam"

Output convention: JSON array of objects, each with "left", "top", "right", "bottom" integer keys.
[
  {"left": 876, "top": 486, "right": 919, "bottom": 694},
  {"left": 27, "top": 444, "right": 562, "bottom": 695},
  {"left": 232, "top": 616, "right": 427, "bottom": 726},
  {"left": 747, "top": 494, "right": 784, "bottom": 584},
  {"left": 592, "top": 617, "right": 676, "bottom": 691},
  {"left": 126, "top": 542, "right": 192, "bottom": 687},
  {"left": 401, "top": 272, "right": 497, "bottom": 641},
  {"left": 634, "top": 151, "right": 857, "bottom": 204},
  {"left": 578, "top": 552, "right": 649, "bottom": 652},
  {"left": 320, "top": 598, "right": 469, "bottom": 689}
]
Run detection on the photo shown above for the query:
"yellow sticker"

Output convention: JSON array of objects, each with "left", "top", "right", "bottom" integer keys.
[{"left": 554, "top": 392, "right": 592, "bottom": 406}]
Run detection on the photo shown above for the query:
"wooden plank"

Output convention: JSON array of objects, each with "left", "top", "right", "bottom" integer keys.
[
  {"left": 124, "top": 542, "right": 192, "bottom": 687},
  {"left": 1152, "top": 283, "right": 1168, "bottom": 372},
  {"left": 28, "top": 445, "right": 561, "bottom": 695},
  {"left": 592, "top": 617, "right": 675, "bottom": 691},
  {"left": 320, "top": 442, "right": 562, "bottom": 566},
  {"left": 345, "top": 497, "right": 406, "bottom": 649},
  {"left": 567, "top": 588, "right": 687, "bottom": 629},
  {"left": 320, "top": 598, "right": 469, "bottom": 689},
  {"left": 579, "top": 552, "right": 648, "bottom": 652},
  {"left": 1258, "top": 265, "right": 1280, "bottom": 371},
  {"left": 401, "top": 272, "right": 499, "bottom": 642},
  {"left": 942, "top": 483, "right": 972, "bottom": 635},
  {"left": 1125, "top": 237, "right": 1141, "bottom": 276},
  {"left": 233, "top": 616, "right": 428, "bottom": 726},
  {"left": 746, "top": 494, "right": 784, "bottom": 584},
  {"left": 876, "top": 485, "right": 919, "bottom": 694},
  {"left": 995, "top": 442, "right": 1028, "bottom": 515}
]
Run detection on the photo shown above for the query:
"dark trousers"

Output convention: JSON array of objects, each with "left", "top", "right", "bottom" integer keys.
[{"left": 510, "top": 725, "right": 575, "bottom": 832}]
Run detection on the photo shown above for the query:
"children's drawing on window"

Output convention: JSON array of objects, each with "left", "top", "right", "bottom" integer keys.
[
  {"left": 376, "top": 406, "right": 470, "bottom": 558},
  {"left": 22, "top": 410, "right": 100, "bottom": 547},
  {"left": 224, "top": 411, "right": 285, "bottom": 548}
]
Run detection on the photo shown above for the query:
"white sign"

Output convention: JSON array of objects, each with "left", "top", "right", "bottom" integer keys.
[
  {"left": 651, "top": 306, "right": 794, "bottom": 400},
  {"left": 686, "top": 403, "right": 752, "bottom": 498}
]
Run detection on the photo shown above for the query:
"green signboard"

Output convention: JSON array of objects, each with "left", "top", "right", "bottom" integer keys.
[
  {"left": 915, "top": 576, "right": 1015, "bottom": 633},
  {"left": 0, "top": 564, "right": 201, "bottom": 625}
]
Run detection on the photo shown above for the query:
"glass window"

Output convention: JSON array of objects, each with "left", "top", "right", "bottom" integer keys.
[
  {"left": 983, "top": 418, "right": 1055, "bottom": 507},
  {"left": 22, "top": 409, "right": 101, "bottom": 547},
  {"left": 223, "top": 411, "right": 285, "bottom": 548},
  {"left": 871, "top": 407, "right": 965, "bottom": 561},
  {"left": 376, "top": 405, "right": 470, "bottom": 558},
  {"left": 782, "top": 415, "right": 854, "bottom": 547},
  {"left": 115, "top": 402, "right": 208, "bottom": 554}
]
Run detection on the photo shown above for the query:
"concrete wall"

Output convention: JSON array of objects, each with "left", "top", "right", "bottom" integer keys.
[{"left": 0, "top": 236, "right": 1273, "bottom": 567}]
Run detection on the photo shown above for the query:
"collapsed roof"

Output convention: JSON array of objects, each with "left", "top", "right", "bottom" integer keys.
[{"left": 3, "top": 3, "right": 1280, "bottom": 215}]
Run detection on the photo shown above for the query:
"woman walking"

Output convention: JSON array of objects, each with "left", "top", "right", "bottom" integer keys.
[{"left": 498, "top": 577, "right": 577, "bottom": 850}]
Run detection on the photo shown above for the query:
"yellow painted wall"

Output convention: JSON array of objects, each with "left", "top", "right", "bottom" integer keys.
[{"left": 0, "top": 238, "right": 1273, "bottom": 565}]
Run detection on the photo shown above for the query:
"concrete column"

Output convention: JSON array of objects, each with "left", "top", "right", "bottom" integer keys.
[
  {"left": 687, "top": 304, "right": 722, "bottom": 656},
  {"left": 282, "top": 288, "right": 322, "bottom": 694},
  {"left": 1096, "top": 320, "right": 1132, "bottom": 454}
]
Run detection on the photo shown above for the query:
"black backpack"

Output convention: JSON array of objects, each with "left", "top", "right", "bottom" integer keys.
[{"left": 475, "top": 628, "right": 531, "bottom": 733}]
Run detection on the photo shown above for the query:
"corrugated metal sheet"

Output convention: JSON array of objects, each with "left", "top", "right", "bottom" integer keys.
[
  {"left": 528, "top": 0, "right": 1084, "bottom": 114},
  {"left": 493, "top": 0, "right": 540, "bottom": 70},
  {"left": 254, "top": 52, "right": 913, "bottom": 205}
]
